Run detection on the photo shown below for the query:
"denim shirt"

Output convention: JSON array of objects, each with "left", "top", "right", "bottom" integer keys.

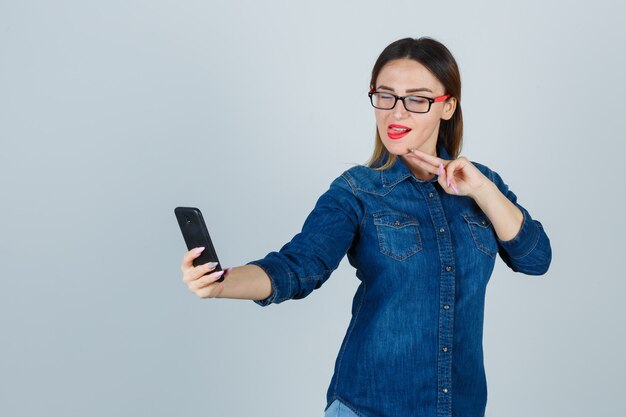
[{"left": 247, "top": 143, "right": 552, "bottom": 417}]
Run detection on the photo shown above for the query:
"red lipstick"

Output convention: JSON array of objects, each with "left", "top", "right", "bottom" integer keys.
[{"left": 387, "top": 124, "right": 412, "bottom": 140}]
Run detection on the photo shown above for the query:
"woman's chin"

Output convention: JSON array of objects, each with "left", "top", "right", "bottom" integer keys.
[{"left": 383, "top": 141, "right": 413, "bottom": 156}]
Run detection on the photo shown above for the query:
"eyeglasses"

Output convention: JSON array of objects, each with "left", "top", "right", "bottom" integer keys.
[{"left": 368, "top": 89, "right": 452, "bottom": 114}]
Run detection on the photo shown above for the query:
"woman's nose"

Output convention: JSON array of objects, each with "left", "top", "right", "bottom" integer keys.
[{"left": 392, "top": 100, "right": 409, "bottom": 119}]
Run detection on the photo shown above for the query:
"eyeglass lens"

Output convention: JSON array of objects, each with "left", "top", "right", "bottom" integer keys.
[{"left": 371, "top": 92, "right": 431, "bottom": 113}]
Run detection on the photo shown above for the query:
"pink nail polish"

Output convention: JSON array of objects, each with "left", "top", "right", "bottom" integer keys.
[
  {"left": 451, "top": 184, "right": 459, "bottom": 194},
  {"left": 194, "top": 247, "right": 205, "bottom": 254},
  {"left": 438, "top": 163, "right": 444, "bottom": 176},
  {"left": 213, "top": 270, "right": 225, "bottom": 279},
  {"left": 447, "top": 176, "right": 451, "bottom": 188}
]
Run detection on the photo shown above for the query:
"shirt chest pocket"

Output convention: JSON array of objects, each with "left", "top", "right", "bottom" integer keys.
[
  {"left": 373, "top": 212, "right": 423, "bottom": 261},
  {"left": 463, "top": 213, "right": 498, "bottom": 257}
]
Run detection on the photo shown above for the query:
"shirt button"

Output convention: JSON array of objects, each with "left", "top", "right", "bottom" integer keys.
[
  {"left": 442, "top": 388, "right": 449, "bottom": 393},
  {"left": 428, "top": 192, "right": 434, "bottom": 198},
  {"left": 439, "top": 227, "right": 445, "bottom": 233},
  {"left": 443, "top": 305, "right": 450, "bottom": 310},
  {"left": 442, "top": 347, "right": 448, "bottom": 352},
  {"left": 445, "top": 266, "right": 452, "bottom": 272},
  {"left": 394, "top": 220, "right": 400, "bottom": 226},
  {"left": 482, "top": 220, "right": 487, "bottom": 225}
]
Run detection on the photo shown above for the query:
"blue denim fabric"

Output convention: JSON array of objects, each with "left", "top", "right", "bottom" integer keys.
[{"left": 248, "top": 143, "right": 552, "bottom": 417}]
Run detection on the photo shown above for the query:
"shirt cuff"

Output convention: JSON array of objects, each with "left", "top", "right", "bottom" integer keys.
[
  {"left": 496, "top": 205, "right": 540, "bottom": 260},
  {"left": 246, "top": 257, "right": 291, "bottom": 307}
]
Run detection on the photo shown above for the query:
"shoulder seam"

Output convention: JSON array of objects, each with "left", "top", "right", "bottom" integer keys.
[
  {"left": 340, "top": 171, "right": 367, "bottom": 233},
  {"left": 340, "top": 171, "right": 358, "bottom": 194}
]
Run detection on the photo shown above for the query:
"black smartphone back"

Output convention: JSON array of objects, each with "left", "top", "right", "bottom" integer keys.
[{"left": 174, "top": 206, "right": 224, "bottom": 282}]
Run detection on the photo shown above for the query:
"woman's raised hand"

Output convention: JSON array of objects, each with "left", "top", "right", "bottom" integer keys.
[
  {"left": 406, "top": 148, "right": 489, "bottom": 198},
  {"left": 181, "top": 247, "right": 231, "bottom": 299}
]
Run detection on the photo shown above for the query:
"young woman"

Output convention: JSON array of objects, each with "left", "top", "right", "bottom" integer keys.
[{"left": 180, "top": 37, "right": 552, "bottom": 417}]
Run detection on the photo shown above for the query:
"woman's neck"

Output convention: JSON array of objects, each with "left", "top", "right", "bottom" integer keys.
[{"left": 400, "top": 148, "right": 438, "bottom": 181}]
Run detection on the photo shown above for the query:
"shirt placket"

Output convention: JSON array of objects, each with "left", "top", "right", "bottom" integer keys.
[{"left": 420, "top": 182, "right": 455, "bottom": 417}]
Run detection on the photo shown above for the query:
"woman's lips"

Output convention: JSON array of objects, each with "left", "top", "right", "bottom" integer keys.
[{"left": 387, "top": 124, "right": 412, "bottom": 140}]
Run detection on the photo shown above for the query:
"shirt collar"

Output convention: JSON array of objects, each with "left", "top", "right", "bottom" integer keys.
[{"left": 380, "top": 143, "right": 451, "bottom": 188}]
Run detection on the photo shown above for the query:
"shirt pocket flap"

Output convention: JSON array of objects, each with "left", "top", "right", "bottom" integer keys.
[
  {"left": 463, "top": 213, "right": 492, "bottom": 228},
  {"left": 373, "top": 212, "right": 419, "bottom": 228}
]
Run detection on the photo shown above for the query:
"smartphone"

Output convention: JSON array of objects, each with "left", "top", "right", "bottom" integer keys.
[{"left": 174, "top": 206, "right": 224, "bottom": 282}]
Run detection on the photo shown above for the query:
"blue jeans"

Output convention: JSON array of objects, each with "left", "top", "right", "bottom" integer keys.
[{"left": 324, "top": 399, "right": 360, "bottom": 417}]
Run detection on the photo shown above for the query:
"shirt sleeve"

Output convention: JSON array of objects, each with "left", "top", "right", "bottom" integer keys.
[
  {"left": 489, "top": 168, "right": 552, "bottom": 276},
  {"left": 246, "top": 173, "right": 363, "bottom": 306}
]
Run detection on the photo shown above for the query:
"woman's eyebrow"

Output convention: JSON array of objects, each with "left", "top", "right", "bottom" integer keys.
[{"left": 377, "top": 85, "right": 433, "bottom": 93}]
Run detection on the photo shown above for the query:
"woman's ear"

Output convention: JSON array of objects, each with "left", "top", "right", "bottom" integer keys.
[{"left": 441, "top": 97, "right": 457, "bottom": 121}]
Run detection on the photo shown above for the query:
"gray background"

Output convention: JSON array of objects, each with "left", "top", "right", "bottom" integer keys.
[{"left": 1, "top": 0, "right": 625, "bottom": 416}]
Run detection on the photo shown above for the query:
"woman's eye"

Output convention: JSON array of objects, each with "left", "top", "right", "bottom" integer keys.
[
  {"left": 407, "top": 96, "right": 427, "bottom": 104},
  {"left": 379, "top": 94, "right": 394, "bottom": 101}
]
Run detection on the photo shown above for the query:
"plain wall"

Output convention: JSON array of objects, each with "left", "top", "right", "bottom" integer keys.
[{"left": 1, "top": 1, "right": 625, "bottom": 416}]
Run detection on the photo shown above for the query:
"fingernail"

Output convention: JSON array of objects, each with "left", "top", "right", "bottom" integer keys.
[
  {"left": 447, "top": 175, "right": 451, "bottom": 188},
  {"left": 213, "top": 270, "right": 225, "bottom": 279},
  {"left": 451, "top": 184, "right": 459, "bottom": 194},
  {"left": 206, "top": 261, "right": 218, "bottom": 269},
  {"left": 438, "top": 163, "right": 444, "bottom": 176},
  {"left": 194, "top": 247, "right": 205, "bottom": 254}
]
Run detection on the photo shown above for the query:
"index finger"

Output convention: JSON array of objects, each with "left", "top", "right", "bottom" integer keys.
[
  {"left": 407, "top": 148, "right": 450, "bottom": 169},
  {"left": 181, "top": 247, "right": 205, "bottom": 271}
]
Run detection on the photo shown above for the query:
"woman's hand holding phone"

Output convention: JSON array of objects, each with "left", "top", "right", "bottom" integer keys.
[
  {"left": 175, "top": 207, "right": 273, "bottom": 301},
  {"left": 181, "top": 247, "right": 232, "bottom": 299}
]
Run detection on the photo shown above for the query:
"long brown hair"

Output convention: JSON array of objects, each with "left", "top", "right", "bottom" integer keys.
[{"left": 366, "top": 37, "right": 463, "bottom": 170}]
